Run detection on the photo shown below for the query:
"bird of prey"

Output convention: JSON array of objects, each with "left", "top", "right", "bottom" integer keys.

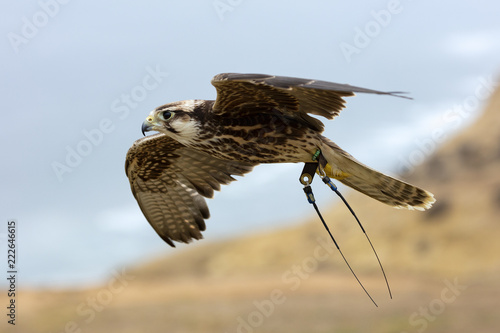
[{"left": 125, "top": 73, "right": 435, "bottom": 247}]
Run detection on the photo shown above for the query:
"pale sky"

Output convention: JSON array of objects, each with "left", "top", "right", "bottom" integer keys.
[{"left": 1, "top": 0, "right": 499, "bottom": 287}]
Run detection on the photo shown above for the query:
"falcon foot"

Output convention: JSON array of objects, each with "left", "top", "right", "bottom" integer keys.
[{"left": 299, "top": 157, "right": 392, "bottom": 307}]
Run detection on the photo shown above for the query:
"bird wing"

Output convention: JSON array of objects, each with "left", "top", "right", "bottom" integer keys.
[
  {"left": 125, "top": 133, "right": 255, "bottom": 246},
  {"left": 211, "top": 73, "right": 409, "bottom": 131}
]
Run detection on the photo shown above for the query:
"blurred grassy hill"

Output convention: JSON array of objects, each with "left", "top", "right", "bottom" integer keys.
[{"left": 11, "top": 85, "right": 500, "bottom": 333}]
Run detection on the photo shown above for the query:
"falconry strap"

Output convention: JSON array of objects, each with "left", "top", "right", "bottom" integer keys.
[{"left": 299, "top": 151, "right": 392, "bottom": 307}]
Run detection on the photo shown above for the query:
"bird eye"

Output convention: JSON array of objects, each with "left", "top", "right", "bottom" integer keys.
[{"left": 161, "top": 111, "right": 173, "bottom": 120}]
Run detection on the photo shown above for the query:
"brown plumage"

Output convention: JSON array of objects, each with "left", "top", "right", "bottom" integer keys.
[{"left": 125, "top": 73, "right": 435, "bottom": 246}]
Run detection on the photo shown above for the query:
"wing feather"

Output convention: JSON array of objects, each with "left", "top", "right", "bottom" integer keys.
[
  {"left": 125, "top": 133, "right": 255, "bottom": 246},
  {"left": 211, "top": 73, "right": 410, "bottom": 131}
]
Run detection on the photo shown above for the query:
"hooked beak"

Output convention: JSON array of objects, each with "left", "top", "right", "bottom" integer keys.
[{"left": 141, "top": 116, "right": 154, "bottom": 136}]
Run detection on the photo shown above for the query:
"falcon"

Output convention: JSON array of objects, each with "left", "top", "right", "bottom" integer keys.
[{"left": 125, "top": 73, "right": 435, "bottom": 246}]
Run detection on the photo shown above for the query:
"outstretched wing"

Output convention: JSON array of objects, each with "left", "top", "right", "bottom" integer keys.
[
  {"left": 211, "top": 73, "right": 409, "bottom": 131},
  {"left": 125, "top": 133, "right": 255, "bottom": 246}
]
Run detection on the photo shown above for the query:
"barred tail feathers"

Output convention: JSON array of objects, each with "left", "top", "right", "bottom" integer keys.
[{"left": 319, "top": 138, "right": 435, "bottom": 210}]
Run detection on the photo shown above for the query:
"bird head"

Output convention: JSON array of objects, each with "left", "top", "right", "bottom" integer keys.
[{"left": 142, "top": 100, "right": 203, "bottom": 145}]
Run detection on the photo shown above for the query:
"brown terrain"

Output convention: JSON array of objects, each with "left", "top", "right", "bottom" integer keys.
[{"left": 10, "top": 84, "right": 500, "bottom": 333}]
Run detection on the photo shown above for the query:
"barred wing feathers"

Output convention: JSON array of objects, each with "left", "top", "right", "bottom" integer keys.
[{"left": 125, "top": 133, "right": 255, "bottom": 246}]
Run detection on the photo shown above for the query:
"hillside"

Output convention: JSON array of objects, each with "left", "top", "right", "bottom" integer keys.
[{"left": 11, "top": 85, "right": 500, "bottom": 333}]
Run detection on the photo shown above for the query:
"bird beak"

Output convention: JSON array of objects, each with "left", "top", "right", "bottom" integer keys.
[{"left": 141, "top": 116, "right": 154, "bottom": 136}]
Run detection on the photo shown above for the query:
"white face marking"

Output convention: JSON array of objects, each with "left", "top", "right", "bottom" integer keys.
[
  {"left": 178, "top": 99, "right": 198, "bottom": 110},
  {"left": 169, "top": 116, "right": 199, "bottom": 145},
  {"left": 150, "top": 99, "right": 203, "bottom": 146}
]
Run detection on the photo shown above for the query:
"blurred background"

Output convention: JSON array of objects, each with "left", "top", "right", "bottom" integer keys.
[{"left": 1, "top": 0, "right": 499, "bottom": 332}]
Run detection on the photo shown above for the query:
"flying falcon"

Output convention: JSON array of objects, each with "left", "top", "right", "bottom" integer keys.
[{"left": 125, "top": 73, "right": 435, "bottom": 246}]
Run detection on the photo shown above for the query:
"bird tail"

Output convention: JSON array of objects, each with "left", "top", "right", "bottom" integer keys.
[{"left": 319, "top": 138, "right": 435, "bottom": 210}]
